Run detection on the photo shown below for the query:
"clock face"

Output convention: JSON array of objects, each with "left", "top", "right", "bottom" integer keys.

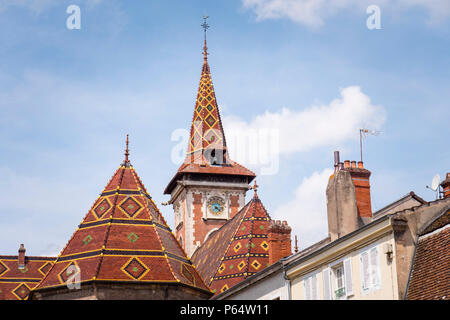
[{"left": 207, "top": 197, "right": 225, "bottom": 215}]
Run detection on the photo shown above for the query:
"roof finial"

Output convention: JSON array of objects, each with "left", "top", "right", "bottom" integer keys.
[
  {"left": 294, "top": 235, "right": 299, "bottom": 253},
  {"left": 201, "top": 16, "right": 209, "bottom": 61},
  {"left": 124, "top": 134, "right": 130, "bottom": 166},
  {"left": 252, "top": 180, "right": 259, "bottom": 196}
]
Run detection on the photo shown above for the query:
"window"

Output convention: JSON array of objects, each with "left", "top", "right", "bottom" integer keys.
[
  {"left": 360, "top": 245, "right": 381, "bottom": 293},
  {"left": 303, "top": 273, "right": 318, "bottom": 300},
  {"left": 334, "top": 265, "right": 345, "bottom": 299},
  {"left": 325, "top": 258, "right": 353, "bottom": 300}
]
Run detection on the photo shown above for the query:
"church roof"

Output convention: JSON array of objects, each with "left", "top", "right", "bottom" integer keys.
[
  {"left": 32, "top": 137, "right": 211, "bottom": 296},
  {"left": 164, "top": 33, "right": 255, "bottom": 194},
  {"left": 0, "top": 253, "right": 55, "bottom": 300},
  {"left": 191, "top": 190, "right": 271, "bottom": 295}
]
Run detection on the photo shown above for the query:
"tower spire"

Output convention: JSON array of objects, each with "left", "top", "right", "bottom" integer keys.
[{"left": 201, "top": 16, "right": 209, "bottom": 62}]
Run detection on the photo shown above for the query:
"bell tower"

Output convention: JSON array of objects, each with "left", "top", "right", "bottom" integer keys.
[{"left": 164, "top": 17, "right": 255, "bottom": 256}]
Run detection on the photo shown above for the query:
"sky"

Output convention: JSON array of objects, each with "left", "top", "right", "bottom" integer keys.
[{"left": 0, "top": 0, "right": 449, "bottom": 256}]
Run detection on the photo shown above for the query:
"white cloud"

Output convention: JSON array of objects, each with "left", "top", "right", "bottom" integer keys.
[
  {"left": 223, "top": 86, "right": 385, "bottom": 173},
  {"left": 242, "top": 0, "right": 450, "bottom": 27},
  {"left": 273, "top": 168, "right": 333, "bottom": 248}
]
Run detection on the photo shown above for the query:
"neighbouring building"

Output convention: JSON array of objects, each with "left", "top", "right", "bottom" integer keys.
[
  {"left": 0, "top": 245, "right": 55, "bottom": 300},
  {"left": 214, "top": 152, "right": 450, "bottom": 300}
]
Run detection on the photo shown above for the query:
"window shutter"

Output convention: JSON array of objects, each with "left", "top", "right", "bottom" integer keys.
[
  {"left": 370, "top": 247, "right": 380, "bottom": 288},
  {"left": 304, "top": 277, "right": 311, "bottom": 300},
  {"left": 322, "top": 268, "right": 331, "bottom": 300},
  {"left": 311, "top": 274, "right": 318, "bottom": 300},
  {"left": 361, "top": 252, "right": 370, "bottom": 291},
  {"left": 344, "top": 258, "right": 353, "bottom": 297}
]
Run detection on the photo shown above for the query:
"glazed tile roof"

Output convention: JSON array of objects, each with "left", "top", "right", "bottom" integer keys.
[
  {"left": 32, "top": 147, "right": 210, "bottom": 296},
  {"left": 0, "top": 254, "right": 55, "bottom": 300},
  {"left": 191, "top": 191, "right": 271, "bottom": 295},
  {"left": 406, "top": 209, "right": 450, "bottom": 300},
  {"left": 164, "top": 42, "right": 254, "bottom": 194}
]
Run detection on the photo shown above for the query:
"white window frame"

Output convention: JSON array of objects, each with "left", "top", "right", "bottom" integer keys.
[
  {"left": 328, "top": 257, "right": 353, "bottom": 300},
  {"left": 359, "top": 243, "right": 382, "bottom": 294}
]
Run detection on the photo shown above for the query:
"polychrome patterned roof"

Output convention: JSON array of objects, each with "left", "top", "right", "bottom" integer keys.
[
  {"left": 32, "top": 154, "right": 211, "bottom": 296},
  {"left": 0, "top": 254, "right": 55, "bottom": 300},
  {"left": 164, "top": 52, "right": 255, "bottom": 194},
  {"left": 191, "top": 191, "right": 272, "bottom": 295}
]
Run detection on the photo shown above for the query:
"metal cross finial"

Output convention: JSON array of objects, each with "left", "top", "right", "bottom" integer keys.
[
  {"left": 124, "top": 134, "right": 130, "bottom": 163},
  {"left": 201, "top": 16, "right": 210, "bottom": 60},
  {"left": 252, "top": 180, "right": 259, "bottom": 194}
]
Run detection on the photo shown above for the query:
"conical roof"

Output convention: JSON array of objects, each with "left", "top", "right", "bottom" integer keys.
[
  {"left": 191, "top": 189, "right": 271, "bottom": 295},
  {"left": 32, "top": 138, "right": 211, "bottom": 296}
]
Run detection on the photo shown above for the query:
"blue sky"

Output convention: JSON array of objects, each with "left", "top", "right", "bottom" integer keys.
[{"left": 0, "top": 0, "right": 449, "bottom": 256}]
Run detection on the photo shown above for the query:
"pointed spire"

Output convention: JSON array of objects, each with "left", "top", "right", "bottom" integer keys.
[{"left": 185, "top": 17, "right": 227, "bottom": 159}]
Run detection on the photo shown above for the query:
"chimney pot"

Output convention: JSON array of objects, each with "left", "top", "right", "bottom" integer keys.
[
  {"left": 351, "top": 161, "right": 356, "bottom": 168},
  {"left": 358, "top": 161, "right": 364, "bottom": 168},
  {"left": 344, "top": 160, "right": 350, "bottom": 168},
  {"left": 334, "top": 151, "right": 340, "bottom": 166},
  {"left": 18, "top": 244, "right": 26, "bottom": 269}
]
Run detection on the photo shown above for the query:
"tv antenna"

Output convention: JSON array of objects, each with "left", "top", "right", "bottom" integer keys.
[{"left": 359, "top": 128, "right": 381, "bottom": 162}]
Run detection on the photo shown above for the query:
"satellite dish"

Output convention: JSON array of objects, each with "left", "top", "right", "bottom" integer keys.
[{"left": 431, "top": 174, "right": 441, "bottom": 191}]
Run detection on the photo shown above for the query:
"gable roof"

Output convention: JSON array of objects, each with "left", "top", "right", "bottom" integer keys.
[
  {"left": 406, "top": 209, "right": 450, "bottom": 300},
  {"left": 0, "top": 253, "right": 55, "bottom": 300},
  {"left": 373, "top": 191, "right": 427, "bottom": 219},
  {"left": 32, "top": 149, "right": 210, "bottom": 296},
  {"left": 191, "top": 191, "right": 271, "bottom": 295}
]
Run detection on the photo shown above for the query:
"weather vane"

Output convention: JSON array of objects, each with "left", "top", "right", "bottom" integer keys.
[
  {"left": 201, "top": 16, "right": 210, "bottom": 60},
  {"left": 201, "top": 15, "right": 210, "bottom": 36}
]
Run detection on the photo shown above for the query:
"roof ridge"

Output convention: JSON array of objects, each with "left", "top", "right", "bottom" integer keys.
[
  {"left": 93, "top": 164, "right": 127, "bottom": 280},
  {"left": 243, "top": 197, "right": 258, "bottom": 277},
  {"left": 206, "top": 203, "right": 252, "bottom": 286}
]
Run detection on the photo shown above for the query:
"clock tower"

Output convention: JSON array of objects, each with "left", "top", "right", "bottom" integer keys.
[{"left": 164, "top": 19, "right": 255, "bottom": 256}]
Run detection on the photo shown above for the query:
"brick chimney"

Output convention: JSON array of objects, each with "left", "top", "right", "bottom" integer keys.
[
  {"left": 441, "top": 173, "right": 450, "bottom": 199},
  {"left": 268, "top": 220, "right": 292, "bottom": 265},
  {"left": 18, "top": 244, "right": 26, "bottom": 270},
  {"left": 326, "top": 151, "right": 373, "bottom": 241}
]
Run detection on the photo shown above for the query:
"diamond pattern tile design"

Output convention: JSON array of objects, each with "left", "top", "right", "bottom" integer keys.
[
  {"left": 93, "top": 198, "right": 112, "bottom": 219},
  {"left": 122, "top": 257, "right": 149, "bottom": 280},
  {"left": 58, "top": 262, "right": 80, "bottom": 284},
  {"left": 39, "top": 262, "right": 53, "bottom": 276},
  {"left": 0, "top": 260, "right": 8, "bottom": 277},
  {"left": 12, "top": 283, "right": 30, "bottom": 300},
  {"left": 119, "top": 197, "right": 143, "bottom": 218}
]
